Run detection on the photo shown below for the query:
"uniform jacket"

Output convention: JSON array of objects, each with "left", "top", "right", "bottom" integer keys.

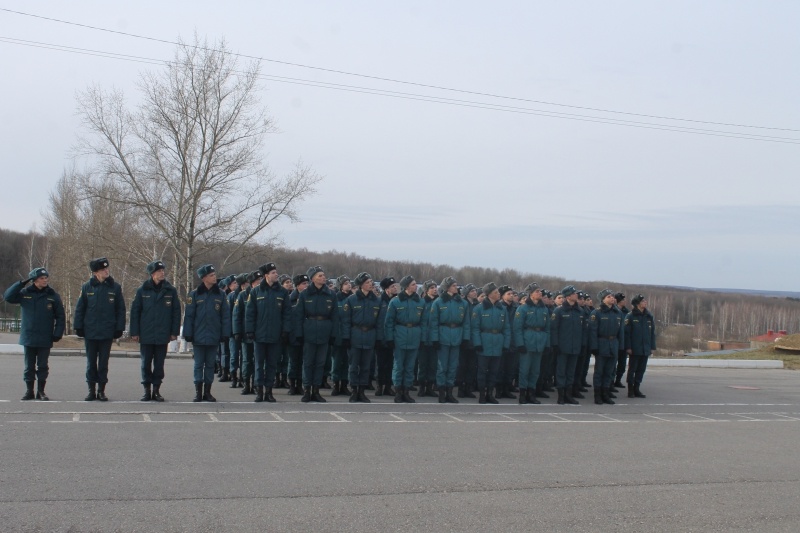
[
  {"left": 550, "top": 301, "right": 584, "bottom": 355},
  {"left": 385, "top": 290, "right": 426, "bottom": 349},
  {"left": 292, "top": 283, "right": 338, "bottom": 344},
  {"left": 589, "top": 304, "right": 624, "bottom": 357},
  {"left": 74, "top": 276, "right": 126, "bottom": 340},
  {"left": 501, "top": 301, "right": 517, "bottom": 349},
  {"left": 3, "top": 281, "right": 65, "bottom": 348},
  {"left": 421, "top": 295, "right": 436, "bottom": 346},
  {"left": 341, "top": 289, "right": 385, "bottom": 349},
  {"left": 245, "top": 279, "right": 291, "bottom": 343},
  {"left": 625, "top": 308, "right": 657, "bottom": 356},
  {"left": 513, "top": 299, "right": 550, "bottom": 353},
  {"left": 129, "top": 279, "right": 181, "bottom": 345},
  {"left": 580, "top": 305, "right": 592, "bottom": 349},
  {"left": 333, "top": 290, "right": 351, "bottom": 346},
  {"left": 430, "top": 293, "right": 470, "bottom": 346},
  {"left": 232, "top": 286, "right": 251, "bottom": 342},
  {"left": 470, "top": 299, "right": 511, "bottom": 356},
  {"left": 182, "top": 282, "right": 231, "bottom": 346}
]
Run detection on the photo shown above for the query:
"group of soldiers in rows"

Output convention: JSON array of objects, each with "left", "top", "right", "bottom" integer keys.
[{"left": 4, "top": 257, "right": 656, "bottom": 405}]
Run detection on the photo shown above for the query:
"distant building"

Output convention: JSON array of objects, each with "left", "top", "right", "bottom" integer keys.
[
  {"left": 707, "top": 340, "right": 750, "bottom": 351},
  {"left": 750, "top": 329, "right": 788, "bottom": 349}
]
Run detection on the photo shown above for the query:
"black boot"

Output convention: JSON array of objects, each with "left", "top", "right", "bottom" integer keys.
[
  {"left": 535, "top": 384, "right": 549, "bottom": 399},
  {"left": 445, "top": 387, "right": 459, "bottom": 404},
  {"left": 320, "top": 376, "right": 331, "bottom": 389},
  {"left": 255, "top": 385, "right": 264, "bottom": 402},
  {"left": 438, "top": 387, "right": 446, "bottom": 404},
  {"left": 457, "top": 383, "right": 466, "bottom": 398},
  {"left": 365, "top": 380, "right": 375, "bottom": 391},
  {"left": 518, "top": 388, "right": 528, "bottom": 405},
  {"left": 564, "top": 389, "right": 579, "bottom": 405},
  {"left": 214, "top": 362, "right": 221, "bottom": 375},
  {"left": 543, "top": 379, "right": 555, "bottom": 392},
  {"left": 594, "top": 389, "right": 603, "bottom": 405},
  {"left": 578, "top": 382, "right": 588, "bottom": 393},
  {"left": 140, "top": 384, "right": 152, "bottom": 401},
  {"left": 241, "top": 376, "right": 252, "bottom": 395},
  {"left": 193, "top": 383, "right": 203, "bottom": 402},
  {"left": 202, "top": 383, "right": 216, "bottom": 402},
  {"left": 22, "top": 381, "right": 35, "bottom": 401},
  {"left": 557, "top": 388, "right": 566, "bottom": 405},
  {"left": 418, "top": 381, "right": 427, "bottom": 397},
  {"left": 602, "top": 387, "right": 615, "bottom": 405},
  {"left": 152, "top": 385, "right": 164, "bottom": 402},
  {"left": 219, "top": 368, "right": 230, "bottom": 382},
  {"left": 572, "top": 384, "right": 585, "bottom": 399},
  {"left": 402, "top": 387, "right": 415, "bottom": 403},
  {"left": 385, "top": 384, "right": 396, "bottom": 396},
  {"left": 301, "top": 386, "right": 312, "bottom": 403},
  {"left": 36, "top": 380, "right": 49, "bottom": 401},
  {"left": 331, "top": 380, "right": 341, "bottom": 397},
  {"left": 614, "top": 378, "right": 626, "bottom": 389},
  {"left": 341, "top": 380, "right": 351, "bottom": 396},
  {"left": 464, "top": 384, "right": 476, "bottom": 399},
  {"left": 311, "top": 386, "right": 326, "bottom": 403},
  {"left": 394, "top": 387, "right": 404, "bottom": 403},
  {"left": 229, "top": 370, "right": 238, "bottom": 388},
  {"left": 375, "top": 382, "right": 384, "bottom": 397},
  {"left": 287, "top": 378, "right": 299, "bottom": 396},
  {"left": 527, "top": 388, "right": 540, "bottom": 405},
  {"left": 607, "top": 388, "right": 617, "bottom": 399},
  {"left": 501, "top": 385, "right": 517, "bottom": 400},
  {"left": 357, "top": 386, "right": 371, "bottom": 403},
  {"left": 479, "top": 387, "right": 487, "bottom": 404},
  {"left": 426, "top": 382, "right": 438, "bottom": 398},
  {"left": 486, "top": 386, "right": 499, "bottom": 404},
  {"left": 628, "top": 382, "right": 635, "bottom": 398},
  {"left": 349, "top": 385, "right": 359, "bottom": 403},
  {"left": 96, "top": 383, "right": 108, "bottom": 402},
  {"left": 265, "top": 387, "right": 276, "bottom": 403},
  {"left": 634, "top": 383, "right": 646, "bottom": 398},
  {"left": 85, "top": 383, "right": 96, "bottom": 401}
]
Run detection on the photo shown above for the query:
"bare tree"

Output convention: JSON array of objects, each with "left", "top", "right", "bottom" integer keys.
[{"left": 75, "top": 35, "right": 321, "bottom": 296}]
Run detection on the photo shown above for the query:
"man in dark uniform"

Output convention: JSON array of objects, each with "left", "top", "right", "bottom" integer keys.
[
  {"left": 456, "top": 283, "right": 479, "bottom": 399},
  {"left": 74, "top": 258, "right": 126, "bottom": 402},
  {"left": 416, "top": 280, "right": 439, "bottom": 398},
  {"left": 331, "top": 275, "right": 353, "bottom": 397},
  {"left": 129, "top": 260, "right": 181, "bottom": 402},
  {"left": 471, "top": 282, "right": 511, "bottom": 404},
  {"left": 286, "top": 274, "right": 309, "bottom": 395},
  {"left": 589, "top": 289, "right": 624, "bottom": 405},
  {"left": 625, "top": 294, "right": 656, "bottom": 398},
  {"left": 3, "top": 267, "right": 65, "bottom": 401},
  {"left": 276, "top": 274, "right": 294, "bottom": 388},
  {"left": 227, "top": 273, "right": 247, "bottom": 388},
  {"left": 550, "top": 285, "right": 584, "bottom": 405},
  {"left": 613, "top": 292, "right": 630, "bottom": 390},
  {"left": 431, "top": 276, "right": 470, "bottom": 404},
  {"left": 292, "top": 266, "right": 338, "bottom": 402},
  {"left": 385, "top": 275, "right": 424, "bottom": 403},
  {"left": 183, "top": 264, "right": 231, "bottom": 402},
  {"left": 513, "top": 282, "right": 549, "bottom": 405},
  {"left": 375, "top": 277, "right": 398, "bottom": 396},
  {"left": 233, "top": 270, "right": 260, "bottom": 395},
  {"left": 497, "top": 285, "right": 518, "bottom": 400},
  {"left": 245, "top": 262, "right": 291, "bottom": 403},
  {"left": 342, "top": 272, "right": 385, "bottom": 403}
]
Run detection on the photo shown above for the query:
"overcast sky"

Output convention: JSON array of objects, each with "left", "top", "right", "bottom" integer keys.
[{"left": 1, "top": 1, "right": 798, "bottom": 290}]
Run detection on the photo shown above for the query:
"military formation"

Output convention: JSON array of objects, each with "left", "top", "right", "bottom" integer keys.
[{"left": 3, "top": 259, "right": 657, "bottom": 404}]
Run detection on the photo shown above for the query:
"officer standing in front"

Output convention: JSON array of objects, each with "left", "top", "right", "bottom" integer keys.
[
  {"left": 625, "top": 294, "right": 656, "bottom": 398},
  {"left": 129, "top": 260, "right": 181, "bottom": 402},
  {"left": 74, "top": 258, "right": 126, "bottom": 402},
  {"left": 589, "top": 289, "right": 624, "bottom": 405},
  {"left": 183, "top": 264, "right": 231, "bottom": 402},
  {"left": 3, "top": 267, "right": 65, "bottom": 401},
  {"left": 385, "top": 275, "right": 425, "bottom": 403},
  {"left": 550, "top": 285, "right": 584, "bottom": 405}
]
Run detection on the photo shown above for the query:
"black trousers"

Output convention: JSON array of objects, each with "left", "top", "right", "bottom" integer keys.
[{"left": 140, "top": 344, "right": 167, "bottom": 385}]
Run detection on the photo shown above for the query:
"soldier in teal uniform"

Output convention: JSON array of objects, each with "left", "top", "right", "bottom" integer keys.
[
  {"left": 589, "top": 289, "right": 624, "bottom": 405},
  {"left": 513, "top": 283, "right": 549, "bottom": 405},
  {"left": 625, "top": 294, "right": 656, "bottom": 398},
  {"left": 385, "top": 275, "right": 425, "bottom": 403},
  {"left": 471, "top": 283, "right": 511, "bottom": 404},
  {"left": 430, "top": 276, "right": 470, "bottom": 404}
]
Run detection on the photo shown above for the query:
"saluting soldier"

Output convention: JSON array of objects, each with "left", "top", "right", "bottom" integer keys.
[
  {"left": 416, "top": 280, "right": 439, "bottom": 398},
  {"left": 471, "top": 282, "right": 511, "bottom": 404},
  {"left": 513, "top": 283, "right": 549, "bottom": 405},
  {"left": 233, "top": 270, "right": 260, "bottom": 395},
  {"left": 431, "top": 276, "right": 470, "bottom": 404},
  {"left": 342, "top": 272, "right": 385, "bottom": 403},
  {"left": 292, "top": 266, "right": 338, "bottom": 403},
  {"left": 74, "top": 257, "right": 126, "bottom": 402},
  {"left": 625, "top": 294, "right": 656, "bottom": 398},
  {"left": 331, "top": 275, "right": 353, "bottom": 397},
  {"left": 550, "top": 285, "right": 584, "bottom": 405},
  {"left": 245, "top": 262, "right": 291, "bottom": 403},
  {"left": 3, "top": 267, "right": 65, "bottom": 401},
  {"left": 183, "top": 264, "right": 231, "bottom": 402},
  {"left": 589, "top": 289, "right": 624, "bottom": 405},
  {"left": 129, "top": 260, "right": 181, "bottom": 402},
  {"left": 385, "top": 275, "right": 425, "bottom": 403}
]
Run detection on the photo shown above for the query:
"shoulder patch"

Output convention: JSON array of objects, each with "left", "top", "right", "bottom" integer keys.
[
  {"left": 590, "top": 315, "right": 596, "bottom": 321},
  {"left": 186, "top": 297, "right": 193, "bottom": 305},
  {"left": 551, "top": 313, "right": 557, "bottom": 320},
  {"left": 343, "top": 303, "right": 350, "bottom": 312}
]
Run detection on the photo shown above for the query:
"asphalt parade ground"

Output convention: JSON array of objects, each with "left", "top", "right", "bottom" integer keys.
[{"left": 1, "top": 354, "right": 799, "bottom": 532}]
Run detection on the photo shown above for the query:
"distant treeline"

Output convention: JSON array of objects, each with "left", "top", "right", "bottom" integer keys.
[{"left": 2, "top": 227, "right": 799, "bottom": 341}]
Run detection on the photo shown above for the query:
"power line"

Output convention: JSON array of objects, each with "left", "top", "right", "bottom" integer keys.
[
  {"left": 2, "top": 36, "right": 799, "bottom": 145},
  {"left": 2, "top": 6, "right": 798, "bottom": 133}
]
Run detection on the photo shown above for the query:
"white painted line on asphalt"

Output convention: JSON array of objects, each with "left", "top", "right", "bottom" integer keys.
[
  {"left": 643, "top": 414, "right": 671, "bottom": 422},
  {"left": 142, "top": 414, "right": 151, "bottom": 422},
  {"left": 207, "top": 413, "right": 219, "bottom": 422},
  {"left": 597, "top": 414, "right": 624, "bottom": 422},
  {"left": 443, "top": 413, "right": 464, "bottom": 422},
  {"left": 547, "top": 414, "right": 570, "bottom": 422},
  {"left": 270, "top": 412, "right": 285, "bottom": 422},
  {"left": 73, "top": 413, "right": 80, "bottom": 422},
  {"left": 329, "top": 413, "right": 349, "bottom": 422},
  {"left": 684, "top": 413, "right": 720, "bottom": 421},
  {"left": 499, "top": 414, "right": 520, "bottom": 422},
  {"left": 731, "top": 414, "right": 758, "bottom": 420},
  {"left": 389, "top": 414, "right": 408, "bottom": 422},
  {"left": 772, "top": 413, "right": 800, "bottom": 421}
]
